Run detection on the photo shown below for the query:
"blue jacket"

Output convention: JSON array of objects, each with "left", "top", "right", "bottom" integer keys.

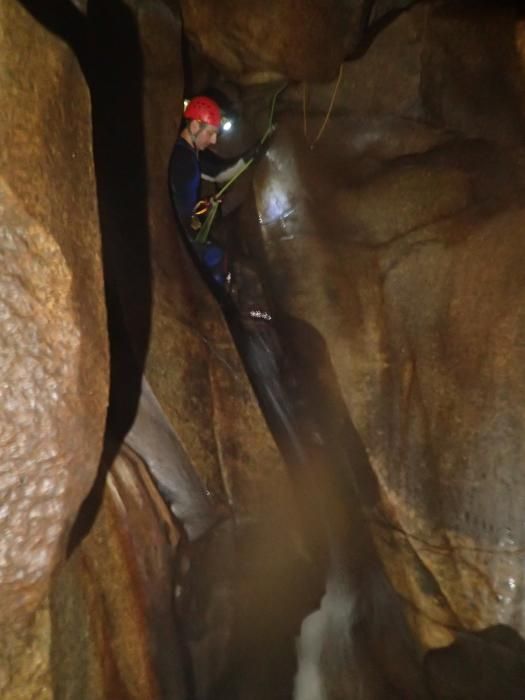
[{"left": 168, "top": 137, "right": 252, "bottom": 237}]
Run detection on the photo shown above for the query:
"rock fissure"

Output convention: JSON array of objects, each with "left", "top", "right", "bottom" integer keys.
[{"left": 373, "top": 518, "right": 525, "bottom": 557}]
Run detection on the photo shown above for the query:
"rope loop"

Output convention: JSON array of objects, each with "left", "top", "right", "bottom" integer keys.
[{"left": 302, "top": 62, "right": 344, "bottom": 149}]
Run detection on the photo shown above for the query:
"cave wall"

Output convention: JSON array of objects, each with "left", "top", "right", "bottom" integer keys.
[
  {"left": 0, "top": 0, "right": 300, "bottom": 697},
  {"left": 0, "top": 0, "right": 109, "bottom": 644},
  {"left": 243, "top": 1, "right": 525, "bottom": 692},
  {"left": 0, "top": 0, "right": 108, "bottom": 695},
  {"left": 3, "top": 0, "right": 525, "bottom": 698},
  {"left": 50, "top": 447, "right": 185, "bottom": 700}
]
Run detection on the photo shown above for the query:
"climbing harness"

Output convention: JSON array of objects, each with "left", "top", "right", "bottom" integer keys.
[
  {"left": 195, "top": 84, "right": 286, "bottom": 245},
  {"left": 193, "top": 197, "right": 219, "bottom": 217},
  {"left": 302, "top": 62, "right": 344, "bottom": 149}
]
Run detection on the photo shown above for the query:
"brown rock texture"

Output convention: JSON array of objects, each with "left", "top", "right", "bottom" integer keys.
[
  {"left": 287, "top": 2, "right": 525, "bottom": 146},
  {"left": 0, "top": 0, "right": 300, "bottom": 692},
  {"left": 244, "top": 0, "right": 525, "bottom": 662},
  {"left": 1, "top": 449, "right": 186, "bottom": 700},
  {"left": 178, "top": 0, "right": 371, "bottom": 84},
  {"left": 6, "top": 0, "right": 525, "bottom": 696},
  {"left": 420, "top": 2, "right": 525, "bottom": 146},
  {"left": 0, "top": 603, "right": 52, "bottom": 700},
  {"left": 118, "top": 0, "right": 295, "bottom": 517},
  {"left": 50, "top": 447, "right": 185, "bottom": 700},
  {"left": 0, "top": 0, "right": 108, "bottom": 621}
]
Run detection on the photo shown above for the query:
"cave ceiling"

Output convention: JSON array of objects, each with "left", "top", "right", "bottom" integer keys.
[{"left": 177, "top": 0, "right": 421, "bottom": 84}]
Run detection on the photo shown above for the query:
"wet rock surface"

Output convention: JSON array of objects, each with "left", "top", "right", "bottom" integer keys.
[
  {"left": 100, "top": 0, "right": 294, "bottom": 521},
  {"left": 175, "top": 512, "right": 319, "bottom": 700},
  {"left": 2, "top": 0, "right": 302, "bottom": 696},
  {"left": 4, "top": 0, "right": 525, "bottom": 698},
  {"left": 240, "top": 2, "right": 525, "bottom": 692}
]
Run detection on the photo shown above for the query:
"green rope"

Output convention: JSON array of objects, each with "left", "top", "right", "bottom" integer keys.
[{"left": 195, "top": 83, "right": 286, "bottom": 245}]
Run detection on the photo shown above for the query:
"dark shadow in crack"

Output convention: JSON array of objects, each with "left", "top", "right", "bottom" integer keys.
[{"left": 18, "top": 0, "right": 152, "bottom": 553}]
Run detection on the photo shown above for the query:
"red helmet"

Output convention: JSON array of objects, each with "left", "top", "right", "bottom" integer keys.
[{"left": 184, "top": 96, "right": 221, "bottom": 128}]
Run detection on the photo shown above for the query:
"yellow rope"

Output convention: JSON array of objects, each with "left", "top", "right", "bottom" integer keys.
[{"left": 303, "top": 62, "right": 344, "bottom": 150}]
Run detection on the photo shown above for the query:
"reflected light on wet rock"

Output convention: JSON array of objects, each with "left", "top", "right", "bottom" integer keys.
[
  {"left": 249, "top": 309, "right": 272, "bottom": 321},
  {"left": 258, "top": 185, "right": 294, "bottom": 225}
]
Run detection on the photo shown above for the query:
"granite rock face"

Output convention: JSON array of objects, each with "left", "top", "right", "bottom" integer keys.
[
  {"left": 116, "top": 0, "right": 294, "bottom": 520},
  {"left": 241, "top": 2, "right": 525, "bottom": 692},
  {"left": 1, "top": 0, "right": 298, "bottom": 695},
  {"left": 0, "top": 0, "right": 108, "bottom": 622},
  {"left": 177, "top": 0, "right": 419, "bottom": 84},
  {"left": 4, "top": 0, "right": 525, "bottom": 698},
  {"left": 50, "top": 447, "right": 186, "bottom": 700}
]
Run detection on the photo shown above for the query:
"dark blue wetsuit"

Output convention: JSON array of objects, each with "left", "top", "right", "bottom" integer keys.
[{"left": 169, "top": 137, "right": 252, "bottom": 288}]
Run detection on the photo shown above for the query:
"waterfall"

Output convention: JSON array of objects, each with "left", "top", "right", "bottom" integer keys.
[{"left": 293, "top": 569, "right": 357, "bottom": 700}]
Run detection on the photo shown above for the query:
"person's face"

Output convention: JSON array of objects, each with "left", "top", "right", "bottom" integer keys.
[{"left": 191, "top": 121, "right": 218, "bottom": 150}]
